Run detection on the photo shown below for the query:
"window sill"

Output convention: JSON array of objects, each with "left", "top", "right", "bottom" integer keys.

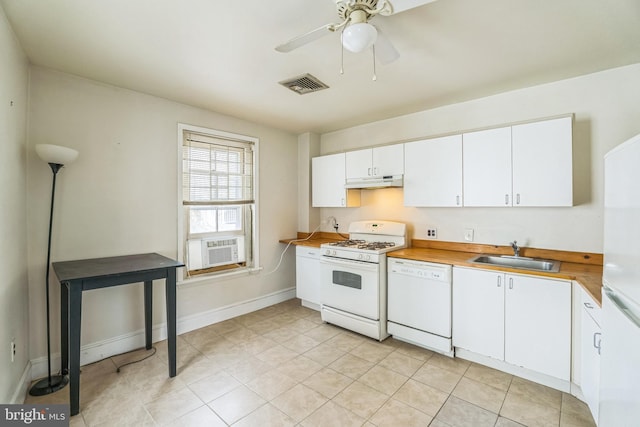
[{"left": 178, "top": 266, "right": 263, "bottom": 287}]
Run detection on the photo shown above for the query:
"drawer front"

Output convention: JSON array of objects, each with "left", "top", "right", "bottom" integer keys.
[{"left": 296, "top": 245, "right": 320, "bottom": 258}]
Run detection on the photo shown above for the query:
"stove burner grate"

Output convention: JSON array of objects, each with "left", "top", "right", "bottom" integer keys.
[
  {"left": 329, "top": 239, "right": 366, "bottom": 247},
  {"left": 357, "top": 242, "right": 396, "bottom": 250},
  {"left": 328, "top": 240, "right": 396, "bottom": 250}
]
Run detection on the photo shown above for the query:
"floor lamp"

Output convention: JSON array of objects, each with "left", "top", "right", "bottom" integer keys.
[{"left": 29, "top": 144, "right": 79, "bottom": 396}]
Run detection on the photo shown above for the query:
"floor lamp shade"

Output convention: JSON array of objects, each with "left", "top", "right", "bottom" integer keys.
[
  {"left": 29, "top": 144, "right": 78, "bottom": 396},
  {"left": 36, "top": 144, "right": 79, "bottom": 165}
]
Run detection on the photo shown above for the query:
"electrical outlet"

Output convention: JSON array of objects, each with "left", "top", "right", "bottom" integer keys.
[
  {"left": 10, "top": 340, "right": 15, "bottom": 363},
  {"left": 426, "top": 228, "right": 437, "bottom": 239},
  {"left": 464, "top": 228, "right": 475, "bottom": 242}
]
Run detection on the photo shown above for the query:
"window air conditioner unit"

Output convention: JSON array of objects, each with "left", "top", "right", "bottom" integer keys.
[{"left": 187, "top": 236, "right": 245, "bottom": 270}]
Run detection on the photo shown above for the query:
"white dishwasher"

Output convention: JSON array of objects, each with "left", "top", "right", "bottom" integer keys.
[{"left": 387, "top": 258, "right": 453, "bottom": 356}]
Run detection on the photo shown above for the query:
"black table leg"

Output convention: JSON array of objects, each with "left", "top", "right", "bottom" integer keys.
[
  {"left": 144, "top": 281, "right": 152, "bottom": 350},
  {"left": 166, "top": 268, "right": 177, "bottom": 377},
  {"left": 69, "top": 283, "right": 82, "bottom": 416},
  {"left": 60, "top": 282, "right": 69, "bottom": 375}
]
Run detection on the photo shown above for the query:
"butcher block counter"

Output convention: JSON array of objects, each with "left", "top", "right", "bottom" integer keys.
[
  {"left": 280, "top": 232, "right": 343, "bottom": 248},
  {"left": 280, "top": 234, "right": 603, "bottom": 305}
]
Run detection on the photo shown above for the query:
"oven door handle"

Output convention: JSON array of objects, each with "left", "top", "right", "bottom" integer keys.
[{"left": 320, "top": 257, "right": 379, "bottom": 272}]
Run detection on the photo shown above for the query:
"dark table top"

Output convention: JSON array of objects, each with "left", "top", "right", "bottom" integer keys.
[{"left": 52, "top": 253, "right": 184, "bottom": 282}]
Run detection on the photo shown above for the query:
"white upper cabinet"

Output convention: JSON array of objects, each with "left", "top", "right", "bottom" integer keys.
[
  {"left": 312, "top": 153, "right": 360, "bottom": 207},
  {"left": 463, "top": 127, "right": 513, "bottom": 207},
  {"left": 512, "top": 116, "right": 573, "bottom": 206},
  {"left": 311, "top": 116, "right": 572, "bottom": 208},
  {"left": 345, "top": 149, "right": 371, "bottom": 180},
  {"left": 463, "top": 116, "right": 573, "bottom": 207},
  {"left": 346, "top": 144, "right": 404, "bottom": 179},
  {"left": 404, "top": 135, "right": 463, "bottom": 207},
  {"left": 373, "top": 144, "right": 404, "bottom": 177}
]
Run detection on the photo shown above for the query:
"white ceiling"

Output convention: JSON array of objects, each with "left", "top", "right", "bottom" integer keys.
[{"left": 2, "top": 0, "right": 639, "bottom": 134}]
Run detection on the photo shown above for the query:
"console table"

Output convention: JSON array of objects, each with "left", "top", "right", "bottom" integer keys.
[{"left": 52, "top": 253, "right": 184, "bottom": 416}]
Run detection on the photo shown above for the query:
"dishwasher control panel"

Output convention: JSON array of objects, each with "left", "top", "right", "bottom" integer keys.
[{"left": 388, "top": 259, "right": 451, "bottom": 282}]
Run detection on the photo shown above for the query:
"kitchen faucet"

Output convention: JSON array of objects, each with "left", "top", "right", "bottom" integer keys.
[{"left": 510, "top": 241, "right": 520, "bottom": 257}]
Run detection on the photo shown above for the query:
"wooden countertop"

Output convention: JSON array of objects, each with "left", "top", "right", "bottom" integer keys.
[
  {"left": 388, "top": 247, "right": 603, "bottom": 306},
  {"left": 280, "top": 235, "right": 604, "bottom": 306},
  {"left": 280, "top": 233, "right": 343, "bottom": 248}
]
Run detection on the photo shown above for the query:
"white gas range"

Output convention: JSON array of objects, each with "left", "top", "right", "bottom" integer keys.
[{"left": 320, "top": 220, "right": 407, "bottom": 341}]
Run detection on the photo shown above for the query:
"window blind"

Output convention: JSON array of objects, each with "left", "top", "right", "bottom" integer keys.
[{"left": 183, "top": 132, "right": 254, "bottom": 206}]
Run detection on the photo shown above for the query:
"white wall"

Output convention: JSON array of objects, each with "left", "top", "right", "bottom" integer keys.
[
  {"left": 26, "top": 68, "right": 298, "bottom": 368},
  {"left": 317, "top": 64, "right": 640, "bottom": 253},
  {"left": 297, "top": 132, "right": 321, "bottom": 233},
  {"left": 0, "top": 5, "right": 30, "bottom": 402}
]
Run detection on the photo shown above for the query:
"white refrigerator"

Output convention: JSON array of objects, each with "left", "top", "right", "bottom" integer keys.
[{"left": 600, "top": 133, "right": 640, "bottom": 426}]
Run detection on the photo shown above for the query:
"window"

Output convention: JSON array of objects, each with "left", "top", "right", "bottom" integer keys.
[{"left": 179, "top": 125, "right": 257, "bottom": 277}]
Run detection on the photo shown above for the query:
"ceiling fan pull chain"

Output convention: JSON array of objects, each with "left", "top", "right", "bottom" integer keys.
[
  {"left": 340, "top": 30, "right": 345, "bottom": 75},
  {"left": 372, "top": 45, "right": 377, "bottom": 81}
]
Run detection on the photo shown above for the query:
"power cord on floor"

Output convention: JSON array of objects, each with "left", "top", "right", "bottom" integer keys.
[{"left": 114, "top": 346, "right": 157, "bottom": 373}]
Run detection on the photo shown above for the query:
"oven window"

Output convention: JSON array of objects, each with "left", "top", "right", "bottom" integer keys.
[{"left": 332, "top": 271, "right": 362, "bottom": 289}]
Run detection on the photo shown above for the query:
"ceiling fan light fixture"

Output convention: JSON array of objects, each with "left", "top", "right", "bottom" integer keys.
[{"left": 342, "top": 22, "right": 378, "bottom": 53}]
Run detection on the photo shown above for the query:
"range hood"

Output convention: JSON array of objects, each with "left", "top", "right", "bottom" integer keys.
[{"left": 345, "top": 175, "right": 403, "bottom": 189}]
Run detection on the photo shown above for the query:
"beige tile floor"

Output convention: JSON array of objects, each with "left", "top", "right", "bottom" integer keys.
[{"left": 26, "top": 299, "right": 597, "bottom": 427}]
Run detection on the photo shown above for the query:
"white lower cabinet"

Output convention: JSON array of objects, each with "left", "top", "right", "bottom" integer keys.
[
  {"left": 453, "top": 267, "right": 571, "bottom": 381},
  {"left": 580, "top": 289, "right": 601, "bottom": 422},
  {"left": 452, "top": 267, "right": 505, "bottom": 359},
  {"left": 295, "top": 246, "right": 321, "bottom": 309}
]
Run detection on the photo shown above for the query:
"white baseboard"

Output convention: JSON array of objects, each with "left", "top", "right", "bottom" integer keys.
[
  {"left": 10, "top": 361, "right": 32, "bottom": 404},
  {"left": 30, "top": 287, "right": 296, "bottom": 381},
  {"left": 177, "top": 287, "right": 296, "bottom": 333}
]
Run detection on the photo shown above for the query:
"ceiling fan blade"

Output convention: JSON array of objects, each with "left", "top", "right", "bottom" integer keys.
[
  {"left": 275, "top": 24, "right": 335, "bottom": 53},
  {"left": 379, "top": 0, "right": 438, "bottom": 16},
  {"left": 374, "top": 27, "right": 400, "bottom": 64}
]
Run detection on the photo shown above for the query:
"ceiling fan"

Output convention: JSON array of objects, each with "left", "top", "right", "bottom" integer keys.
[{"left": 275, "top": 0, "right": 438, "bottom": 66}]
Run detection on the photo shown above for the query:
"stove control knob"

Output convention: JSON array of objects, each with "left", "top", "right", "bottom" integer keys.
[
  {"left": 325, "top": 249, "right": 331, "bottom": 255},
  {"left": 332, "top": 250, "right": 337, "bottom": 256},
  {"left": 366, "top": 255, "right": 371, "bottom": 261},
  {"left": 358, "top": 254, "right": 363, "bottom": 260}
]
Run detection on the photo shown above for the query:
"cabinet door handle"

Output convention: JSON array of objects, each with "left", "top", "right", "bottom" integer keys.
[
  {"left": 505, "top": 194, "right": 509, "bottom": 205},
  {"left": 516, "top": 193, "right": 521, "bottom": 205},
  {"left": 497, "top": 276, "right": 502, "bottom": 287},
  {"left": 508, "top": 277, "right": 514, "bottom": 289},
  {"left": 341, "top": 198, "right": 345, "bottom": 206},
  {"left": 368, "top": 167, "right": 372, "bottom": 176},
  {"left": 594, "top": 332, "right": 602, "bottom": 355},
  {"left": 584, "top": 302, "right": 594, "bottom": 309},
  {"left": 456, "top": 195, "right": 460, "bottom": 206}
]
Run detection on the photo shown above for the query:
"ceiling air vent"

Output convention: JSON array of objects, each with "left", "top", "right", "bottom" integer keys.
[{"left": 279, "top": 73, "right": 329, "bottom": 95}]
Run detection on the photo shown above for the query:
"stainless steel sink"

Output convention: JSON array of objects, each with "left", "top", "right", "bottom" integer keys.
[{"left": 469, "top": 255, "right": 561, "bottom": 273}]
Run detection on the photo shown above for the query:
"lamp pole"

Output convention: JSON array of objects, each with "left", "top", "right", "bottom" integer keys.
[{"left": 30, "top": 145, "right": 78, "bottom": 396}]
